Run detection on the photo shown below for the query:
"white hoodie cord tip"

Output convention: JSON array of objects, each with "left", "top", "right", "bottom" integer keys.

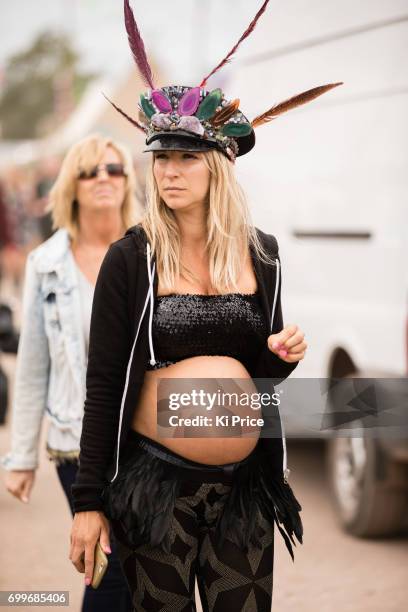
[{"left": 146, "top": 241, "right": 157, "bottom": 367}]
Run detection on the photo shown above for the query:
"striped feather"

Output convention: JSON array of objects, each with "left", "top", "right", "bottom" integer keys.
[{"left": 251, "top": 82, "right": 343, "bottom": 128}]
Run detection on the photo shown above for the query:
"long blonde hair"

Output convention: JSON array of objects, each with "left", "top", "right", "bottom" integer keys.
[
  {"left": 141, "top": 149, "right": 275, "bottom": 293},
  {"left": 47, "top": 133, "right": 140, "bottom": 240}
]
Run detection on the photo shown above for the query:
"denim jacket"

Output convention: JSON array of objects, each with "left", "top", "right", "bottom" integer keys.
[{"left": 1, "top": 229, "right": 89, "bottom": 471}]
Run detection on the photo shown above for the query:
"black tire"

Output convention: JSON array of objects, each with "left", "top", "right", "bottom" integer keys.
[{"left": 326, "top": 435, "right": 408, "bottom": 537}]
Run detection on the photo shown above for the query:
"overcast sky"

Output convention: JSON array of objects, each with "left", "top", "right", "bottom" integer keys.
[
  {"left": 2, "top": 0, "right": 407, "bottom": 86},
  {"left": 0, "top": 0, "right": 257, "bottom": 84}
]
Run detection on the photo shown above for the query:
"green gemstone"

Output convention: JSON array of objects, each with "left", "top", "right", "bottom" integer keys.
[
  {"left": 222, "top": 122, "right": 253, "bottom": 137},
  {"left": 196, "top": 88, "right": 223, "bottom": 120},
  {"left": 140, "top": 94, "right": 156, "bottom": 119}
]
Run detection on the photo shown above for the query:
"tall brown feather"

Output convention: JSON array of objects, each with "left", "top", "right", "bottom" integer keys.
[
  {"left": 199, "top": 0, "right": 270, "bottom": 88},
  {"left": 251, "top": 82, "right": 343, "bottom": 128},
  {"left": 124, "top": 0, "right": 155, "bottom": 89},
  {"left": 103, "top": 93, "right": 147, "bottom": 133}
]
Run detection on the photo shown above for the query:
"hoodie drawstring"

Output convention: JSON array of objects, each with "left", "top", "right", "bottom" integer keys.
[
  {"left": 146, "top": 243, "right": 157, "bottom": 367},
  {"left": 270, "top": 257, "right": 290, "bottom": 483}
]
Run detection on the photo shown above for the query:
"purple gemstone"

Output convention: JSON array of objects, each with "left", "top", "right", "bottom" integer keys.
[
  {"left": 151, "top": 113, "right": 173, "bottom": 129},
  {"left": 152, "top": 90, "right": 172, "bottom": 113},
  {"left": 178, "top": 115, "right": 205, "bottom": 135},
  {"left": 178, "top": 87, "right": 201, "bottom": 116}
]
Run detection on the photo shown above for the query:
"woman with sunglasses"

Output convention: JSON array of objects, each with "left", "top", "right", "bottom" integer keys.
[{"left": 2, "top": 133, "right": 139, "bottom": 611}]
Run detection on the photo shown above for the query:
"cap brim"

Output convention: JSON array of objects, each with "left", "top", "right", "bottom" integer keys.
[
  {"left": 143, "top": 128, "right": 256, "bottom": 158},
  {"left": 143, "top": 132, "right": 224, "bottom": 154}
]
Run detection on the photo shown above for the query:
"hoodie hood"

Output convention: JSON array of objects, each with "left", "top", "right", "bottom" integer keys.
[{"left": 125, "top": 224, "right": 150, "bottom": 259}]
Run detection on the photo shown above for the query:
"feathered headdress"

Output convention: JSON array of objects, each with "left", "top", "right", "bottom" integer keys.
[{"left": 106, "top": 0, "right": 343, "bottom": 161}]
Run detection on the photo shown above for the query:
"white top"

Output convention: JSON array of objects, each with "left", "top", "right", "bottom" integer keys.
[{"left": 74, "top": 262, "right": 95, "bottom": 357}]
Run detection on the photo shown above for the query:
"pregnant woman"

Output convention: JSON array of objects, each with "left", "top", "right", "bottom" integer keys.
[{"left": 70, "top": 2, "right": 341, "bottom": 610}]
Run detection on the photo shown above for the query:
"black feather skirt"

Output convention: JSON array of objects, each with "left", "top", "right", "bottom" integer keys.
[{"left": 103, "top": 431, "right": 303, "bottom": 560}]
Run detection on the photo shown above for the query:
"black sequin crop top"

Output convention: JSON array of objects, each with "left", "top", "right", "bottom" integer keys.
[{"left": 146, "top": 291, "right": 269, "bottom": 371}]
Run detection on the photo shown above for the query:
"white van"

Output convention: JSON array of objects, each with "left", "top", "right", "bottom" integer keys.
[{"left": 229, "top": 0, "right": 408, "bottom": 536}]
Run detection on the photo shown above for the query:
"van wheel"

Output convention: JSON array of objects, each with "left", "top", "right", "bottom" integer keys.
[{"left": 326, "top": 435, "right": 408, "bottom": 536}]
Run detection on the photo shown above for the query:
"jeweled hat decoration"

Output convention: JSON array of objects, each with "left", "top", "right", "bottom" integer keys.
[{"left": 106, "top": 0, "right": 343, "bottom": 162}]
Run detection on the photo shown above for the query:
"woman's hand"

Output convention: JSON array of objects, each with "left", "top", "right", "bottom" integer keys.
[
  {"left": 267, "top": 324, "right": 307, "bottom": 363},
  {"left": 4, "top": 470, "right": 36, "bottom": 503},
  {"left": 69, "top": 511, "right": 111, "bottom": 586}
]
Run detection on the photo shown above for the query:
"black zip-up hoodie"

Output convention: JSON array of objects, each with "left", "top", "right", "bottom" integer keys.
[{"left": 72, "top": 224, "right": 299, "bottom": 514}]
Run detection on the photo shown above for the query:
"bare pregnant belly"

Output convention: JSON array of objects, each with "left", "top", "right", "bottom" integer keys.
[{"left": 130, "top": 355, "right": 262, "bottom": 465}]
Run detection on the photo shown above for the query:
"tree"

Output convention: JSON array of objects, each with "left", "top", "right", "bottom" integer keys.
[{"left": 0, "top": 31, "right": 96, "bottom": 140}]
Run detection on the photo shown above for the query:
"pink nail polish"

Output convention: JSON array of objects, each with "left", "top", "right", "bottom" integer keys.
[
  {"left": 85, "top": 578, "right": 91, "bottom": 586},
  {"left": 272, "top": 342, "right": 279, "bottom": 349},
  {"left": 279, "top": 349, "right": 287, "bottom": 357},
  {"left": 105, "top": 546, "right": 112, "bottom": 554}
]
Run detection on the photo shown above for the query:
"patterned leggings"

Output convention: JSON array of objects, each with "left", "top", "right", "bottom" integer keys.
[{"left": 112, "top": 455, "right": 275, "bottom": 611}]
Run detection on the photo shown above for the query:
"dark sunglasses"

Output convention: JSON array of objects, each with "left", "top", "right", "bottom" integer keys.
[{"left": 77, "top": 163, "right": 127, "bottom": 180}]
